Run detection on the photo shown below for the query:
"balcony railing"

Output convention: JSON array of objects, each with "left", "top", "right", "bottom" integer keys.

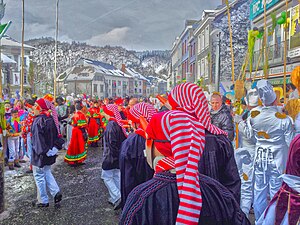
[{"left": 252, "top": 41, "right": 288, "bottom": 70}]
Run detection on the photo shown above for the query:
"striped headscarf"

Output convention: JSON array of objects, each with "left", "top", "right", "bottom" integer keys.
[
  {"left": 129, "top": 102, "right": 157, "bottom": 122},
  {"left": 36, "top": 98, "right": 61, "bottom": 137},
  {"left": 105, "top": 104, "right": 127, "bottom": 136},
  {"left": 146, "top": 110, "right": 205, "bottom": 225},
  {"left": 168, "top": 82, "right": 227, "bottom": 136}
]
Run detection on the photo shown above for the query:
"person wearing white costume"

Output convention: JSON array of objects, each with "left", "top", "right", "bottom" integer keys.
[
  {"left": 256, "top": 134, "right": 300, "bottom": 225},
  {"left": 242, "top": 80, "right": 294, "bottom": 222},
  {"left": 235, "top": 88, "right": 261, "bottom": 217}
]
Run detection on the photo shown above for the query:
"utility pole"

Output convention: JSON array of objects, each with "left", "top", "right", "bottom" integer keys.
[
  {"left": 263, "top": 0, "right": 268, "bottom": 78},
  {"left": 54, "top": 0, "right": 59, "bottom": 99},
  {"left": 0, "top": 39, "right": 3, "bottom": 214},
  {"left": 283, "top": 0, "right": 289, "bottom": 104},
  {"left": 20, "top": 0, "right": 25, "bottom": 97}
]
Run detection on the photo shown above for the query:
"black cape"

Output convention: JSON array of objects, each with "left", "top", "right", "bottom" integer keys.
[
  {"left": 102, "top": 120, "right": 127, "bottom": 170},
  {"left": 31, "top": 114, "right": 59, "bottom": 168},
  {"left": 199, "top": 132, "right": 241, "bottom": 203},
  {"left": 120, "top": 172, "right": 250, "bottom": 225},
  {"left": 119, "top": 133, "right": 154, "bottom": 207}
]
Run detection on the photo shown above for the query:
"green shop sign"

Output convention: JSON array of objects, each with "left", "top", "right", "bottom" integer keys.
[
  {"left": 268, "top": 77, "right": 291, "bottom": 86},
  {"left": 250, "top": 0, "right": 280, "bottom": 20}
]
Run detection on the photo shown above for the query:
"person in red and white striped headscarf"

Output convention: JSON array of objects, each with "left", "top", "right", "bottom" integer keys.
[
  {"left": 168, "top": 82, "right": 241, "bottom": 203},
  {"left": 119, "top": 102, "right": 156, "bottom": 208},
  {"left": 101, "top": 104, "right": 127, "bottom": 210},
  {"left": 120, "top": 110, "right": 250, "bottom": 225},
  {"left": 128, "top": 102, "right": 157, "bottom": 123},
  {"left": 168, "top": 82, "right": 227, "bottom": 136},
  {"left": 103, "top": 104, "right": 127, "bottom": 136}
]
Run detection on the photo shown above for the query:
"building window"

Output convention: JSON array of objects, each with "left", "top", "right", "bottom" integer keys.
[
  {"left": 201, "top": 32, "right": 205, "bottom": 52},
  {"left": 20, "top": 57, "right": 27, "bottom": 67},
  {"left": 205, "top": 57, "right": 209, "bottom": 79},
  {"left": 100, "top": 85, "right": 104, "bottom": 93},
  {"left": 93, "top": 84, "right": 97, "bottom": 93},
  {"left": 139, "top": 89, "right": 142, "bottom": 93},
  {"left": 201, "top": 59, "right": 205, "bottom": 77},
  {"left": 205, "top": 26, "right": 209, "bottom": 48},
  {"left": 109, "top": 80, "right": 111, "bottom": 85},
  {"left": 139, "top": 81, "right": 142, "bottom": 86},
  {"left": 118, "top": 80, "right": 121, "bottom": 86},
  {"left": 24, "top": 73, "right": 27, "bottom": 84}
]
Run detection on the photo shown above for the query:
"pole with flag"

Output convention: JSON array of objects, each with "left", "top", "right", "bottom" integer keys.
[
  {"left": 20, "top": 0, "right": 24, "bottom": 97},
  {"left": 0, "top": 21, "right": 11, "bottom": 99},
  {"left": 283, "top": 0, "right": 289, "bottom": 104},
  {"left": 54, "top": 0, "right": 59, "bottom": 99},
  {"left": 0, "top": 20, "right": 12, "bottom": 214}
]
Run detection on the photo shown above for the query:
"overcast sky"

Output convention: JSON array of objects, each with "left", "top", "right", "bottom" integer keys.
[{"left": 4, "top": 0, "right": 220, "bottom": 50}]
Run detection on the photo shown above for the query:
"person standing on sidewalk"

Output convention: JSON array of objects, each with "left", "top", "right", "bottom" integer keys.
[{"left": 31, "top": 98, "right": 63, "bottom": 208}]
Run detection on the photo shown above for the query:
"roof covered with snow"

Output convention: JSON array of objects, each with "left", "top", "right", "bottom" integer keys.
[
  {"left": 125, "top": 67, "right": 148, "bottom": 81},
  {"left": 82, "top": 58, "right": 116, "bottom": 70},
  {"left": 3, "top": 36, "right": 35, "bottom": 49}
]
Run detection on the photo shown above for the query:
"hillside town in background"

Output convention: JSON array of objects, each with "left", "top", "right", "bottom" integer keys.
[{"left": 1, "top": 0, "right": 300, "bottom": 224}]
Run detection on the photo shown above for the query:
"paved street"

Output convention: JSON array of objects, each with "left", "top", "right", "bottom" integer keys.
[
  {"left": 0, "top": 145, "right": 255, "bottom": 225},
  {"left": 0, "top": 147, "right": 120, "bottom": 225}
]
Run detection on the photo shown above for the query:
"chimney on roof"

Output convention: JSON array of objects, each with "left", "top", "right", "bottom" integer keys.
[{"left": 121, "top": 64, "right": 126, "bottom": 73}]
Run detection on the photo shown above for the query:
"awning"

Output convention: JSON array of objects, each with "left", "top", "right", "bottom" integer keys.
[
  {"left": 1, "top": 53, "right": 16, "bottom": 64},
  {"left": 268, "top": 77, "right": 291, "bottom": 86}
]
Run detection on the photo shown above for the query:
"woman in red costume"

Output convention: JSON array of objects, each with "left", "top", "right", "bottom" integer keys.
[
  {"left": 64, "top": 101, "right": 88, "bottom": 165},
  {"left": 87, "top": 100, "right": 102, "bottom": 147}
]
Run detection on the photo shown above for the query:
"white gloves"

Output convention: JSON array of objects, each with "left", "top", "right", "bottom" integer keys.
[{"left": 46, "top": 147, "right": 58, "bottom": 157}]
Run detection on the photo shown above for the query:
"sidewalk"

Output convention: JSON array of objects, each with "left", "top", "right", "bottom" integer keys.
[{"left": 0, "top": 147, "right": 120, "bottom": 225}]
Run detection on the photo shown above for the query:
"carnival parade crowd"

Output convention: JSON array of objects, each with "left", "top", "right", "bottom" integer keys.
[{"left": 2, "top": 79, "right": 300, "bottom": 225}]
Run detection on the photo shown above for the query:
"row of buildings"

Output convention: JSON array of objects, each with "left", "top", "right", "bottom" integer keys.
[
  {"left": 168, "top": 0, "right": 300, "bottom": 93},
  {"left": 0, "top": 36, "right": 167, "bottom": 98},
  {"left": 56, "top": 58, "right": 167, "bottom": 99}
]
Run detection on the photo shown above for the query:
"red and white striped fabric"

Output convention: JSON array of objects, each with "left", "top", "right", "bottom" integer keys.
[
  {"left": 168, "top": 82, "right": 227, "bottom": 136},
  {"left": 146, "top": 110, "right": 205, "bottom": 225},
  {"left": 106, "top": 104, "right": 127, "bottom": 136},
  {"left": 36, "top": 98, "right": 61, "bottom": 137},
  {"left": 129, "top": 102, "right": 157, "bottom": 122}
]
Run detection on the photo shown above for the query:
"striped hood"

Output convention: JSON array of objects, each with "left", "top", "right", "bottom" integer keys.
[
  {"left": 168, "top": 82, "right": 227, "bottom": 136},
  {"left": 105, "top": 104, "right": 127, "bottom": 136},
  {"left": 146, "top": 110, "right": 205, "bottom": 225},
  {"left": 129, "top": 102, "right": 157, "bottom": 123}
]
